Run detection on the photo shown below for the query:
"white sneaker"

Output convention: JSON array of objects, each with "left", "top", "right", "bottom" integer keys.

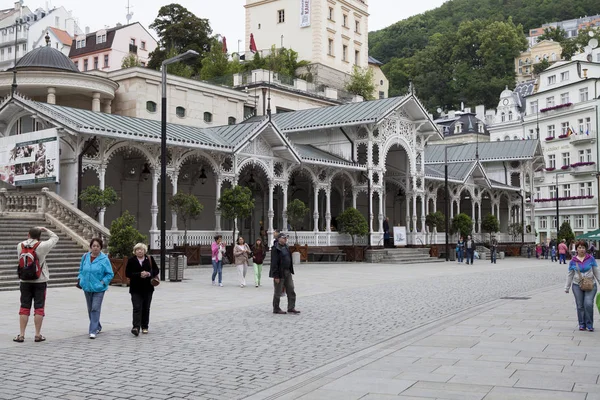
[
  {"left": 219, "top": 283, "right": 223, "bottom": 287},
  {"left": 212, "top": 281, "right": 216, "bottom": 286},
  {"left": 255, "top": 284, "right": 259, "bottom": 287},
  {"left": 89, "top": 333, "right": 96, "bottom": 339}
]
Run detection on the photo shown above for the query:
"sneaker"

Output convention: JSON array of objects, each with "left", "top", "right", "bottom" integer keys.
[
  {"left": 588, "top": 327, "right": 594, "bottom": 332},
  {"left": 580, "top": 325, "right": 586, "bottom": 331},
  {"left": 131, "top": 327, "right": 139, "bottom": 337},
  {"left": 89, "top": 333, "right": 96, "bottom": 339},
  {"left": 142, "top": 329, "right": 149, "bottom": 334},
  {"left": 212, "top": 281, "right": 216, "bottom": 286},
  {"left": 95, "top": 329, "right": 102, "bottom": 334},
  {"left": 219, "top": 283, "right": 223, "bottom": 287},
  {"left": 255, "top": 284, "right": 259, "bottom": 287}
]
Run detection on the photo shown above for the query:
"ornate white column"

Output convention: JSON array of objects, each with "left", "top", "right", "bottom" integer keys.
[
  {"left": 268, "top": 180, "right": 274, "bottom": 236},
  {"left": 102, "top": 101, "right": 112, "bottom": 114},
  {"left": 412, "top": 194, "right": 417, "bottom": 232},
  {"left": 477, "top": 202, "right": 482, "bottom": 233},
  {"left": 47, "top": 87, "right": 56, "bottom": 105},
  {"left": 282, "top": 183, "right": 289, "bottom": 232},
  {"left": 98, "top": 165, "right": 106, "bottom": 226},
  {"left": 149, "top": 169, "right": 159, "bottom": 248},
  {"left": 313, "top": 184, "right": 319, "bottom": 232},
  {"left": 325, "top": 188, "right": 331, "bottom": 232},
  {"left": 378, "top": 190, "right": 384, "bottom": 233},
  {"left": 433, "top": 197, "right": 437, "bottom": 213},
  {"left": 406, "top": 194, "right": 411, "bottom": 229},
  {"left": 420, "top": 195, "right": 426, "bottom": 232},
  {"left": 471, "top": 201, "right": 476, "bottom": 232},
  {"left": 171, "top": 171, "right": 178, "bottom": 231},
  {"left": 92, "top": 92, "right": 101, "bottom": 112},
  {"left": 215, "top": 176, "right": 222, "bottom": 232},
  {"left": 352, "top": 189, "right": 357, "bottom": 209}
]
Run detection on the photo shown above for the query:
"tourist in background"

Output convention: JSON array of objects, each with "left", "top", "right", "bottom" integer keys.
[
  {"left": 490, "top": 235, "right": 498, "bottom": 264},
  {"left": 465, "top": 235, "right": 474, "bottom": 265},
  {"left": 125, "top": 243, "right": 159, "bottom": 336},
  {"left": 77, "top": 238, "right": 114, "bottom": 339},
  {"left": 565, "top": 240, "right": 600, "bottom": 331},
  {"left": 234, "top": 236, "right": 251, "bottom": 288},
  {"left": 456, "top": 236, "right": 465, "bottom": 263},
  {"left": 252, "top": 238, "right": 266, "bottom": 287},
  {"left": 558, "top": 239, "right": 568, "bottom": 264},
  {"left": 211, "top": 235, "right": 226, "bottom": 287},
  {"left": 551, "top": 245, "right": 557, "bottom": 262}
]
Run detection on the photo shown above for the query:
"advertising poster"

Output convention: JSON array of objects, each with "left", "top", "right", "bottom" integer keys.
[
  {"left": 393, "top": 226, "right": 407, "bottom": 247},
  {"left": 0, "top": 128, "right": 59, "bottom": 186},
  {"left": 300, "top": 0, "right": 311, "bottom": 27}
]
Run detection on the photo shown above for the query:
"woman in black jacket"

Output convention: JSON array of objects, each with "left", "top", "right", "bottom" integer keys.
[
  {"left": 252, "top": 238, "right": 266, "bottom": 287},
  {"left": 125, "top": 243, "right": 159, "bottom": 336}
]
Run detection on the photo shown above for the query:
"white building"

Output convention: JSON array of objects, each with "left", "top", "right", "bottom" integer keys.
[{"left": 69, "top": 23, "right": 157, "bottom": 72}]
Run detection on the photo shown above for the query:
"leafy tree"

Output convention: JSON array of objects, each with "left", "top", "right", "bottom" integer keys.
[
  {"left": 168, "top": 192, "right": 204, "bottom": 246},
  {"left": 286, "top": 199, "right": 310, "bottom": 245},
  {"left": 122, "top": 53, "right": 142, "bottom": 69},
  {"left": 536, "top": 26, "right": 568, "bottom": 43},
  {"left": 425, "top": 211, "right": 445, "bottom": 232},
  {"left": 481, "top": 214, "right": 500, "bottom": 242},
  {"left": 345, "top": 66, "right": 375, "bottom": 100},
  {"left": 533, "top": 58, "right": 551, "bottom": 75},
  {"left": 508, "top": 222, "right": 524, "bottom": 242},
  {"left": 557, "top": 221, "right": 575, "bottom": 244},
  {"left": 242, "top": 46, "right": 309, "bottom": 77},
  {"left": 147, "top": 3, "right": 212, "bottom": 74},
  {"left": 217, "top": 186, "right": 254, "bottom": 242},
  {"left": 337, "top": 207, "right": 368, "bottom": 247},
  {"left": 79, "top": 185, "right": 118, "bottom": 219},
  {"left": 200, "top": 38, "right": 235, "bottom": 80},
  {"left": 451, "top": 213, "right": 473, "bottom": 239},
  {"left": 108, "top": 211, "right": 147, "bottom": 258}
]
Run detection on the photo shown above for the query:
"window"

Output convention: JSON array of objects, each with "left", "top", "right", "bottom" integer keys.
[
  {"left": 146, "top": 101, "right": 157, "bottom": 113},
  {"left": 342, "top": 45, "right": 347, "bottom": 62},
  {"left": 455, "top": 123, "right": 462, "bottom": 134},
  {"left": 83, "top": 59, "right": 88, "bottom": 71},
  {"left": 548, "top": 154, "right": 555, "bottom": 168},
  {"left": 548, "top": 75, "right": 556, "bottom": 85},
  {"left": 560, "top": 71, "right": 569, "bottom": 81},
  {"left": 504, "top": 135, "right": 510, "bottom": 141},
  {"left": 586, "top": 149, "right": 592, "bottom": 163},
  {"left": 103, "top": 54, "right": 109, "bottom": 68},
  {"left": 130, "top": 38, "right": 136, "bottom": 46},
  {"left": 549, "top": 185, "right": 557, "bottom": 198},
  {"left": 560, "top": 92, "right": 569, "bottom": 104},
  {"left": 563, "top": 184, "right": 571, "bottom": 197},
  {"left": 204, "top": 112, "right": 212, "bottom": 123},
  {"left": 343, "top": 14, "right": 348, "bottom": 27},
  {"left": 74, "top": 60, "right": 78, "bottom": 69},
  {"left": 277, "top": 9, "right": 285, "bottom": 23},
  {"left": 530, "top": 100, "right": 538, "bottom": 114},
  {"left": 140, "top": 62, "right": 146, "bottom": 67},
  {"left": 561, "top": 122, "right": 569, "bottom": 135},
  {"left": 580, "top": 88, "right": 589, "bottom": 102},
  {"left": 140, "top": 41, "right": 146, "bottom": 50},
  {"left": 589, "top": 215, "right": 597, "bottom": 229},
  {"left": 552, "top": 216, "right": 557, "bottom": 230},
  {"left": 355, "top": 20, "right": 360, "bottom": 33},
  {"left": 97, "top": 34, "right": 106, "bottom": 44},
  {"left": 575, "top": 215, "right": 584, "bottom": 229},
  {"left": 478, "top": 123, "right": 484, "bottom": 133},
  {"left": 8, "top": 47, "right": 12, "bottom": 55},
  {"left": 579, "top": 149, "right": 586, "bottom": 163},
  {"left": 585, "top": 117, "right": 592, "bottom": 134},
  {"left": 535, "top": 187, "right": 541, "bottom": 200},
  {"left": 93, "top": 56, "right": 98, "bottom": 69},
  {"left": 379, "top": 91, "right": 385, "bottom": 99},
  {"left": 175, "top": 107, "right": 186, "bottom": 118},
  {"left": 547, "top": 124, "right": 555, "bottom": 138},
  {"left": 578, "top": 118, "right": 584, "bottom": 134},
  {"left": 355, "top": 50, "right": 359, "bottom": 65},
  {"left": 228, "top": 117, "right": 236, "bottom": 125},
  {"left": 562, "top": 152, "right": 570, "bottom": 167},
  {"left": 55, "top": 16, "right": 59, "bottom": 27},
  {"left": 22, "top": 43, "right": 26, "bottom": 52},
  {"left": 501, "top": 112, "right": 506, "bottom": 122},
  {"left": 529, "top": 128, "right": 534, "bottom": 139},
  {"left": 546, "top": 96, "right": 554, "bottom": 107},
  {"left": 539, "top": 217, "right": 547, "bottom": 229},
  {"left": 328, "top": 7, "right": 334, "bottom": 20},
  {"left": 580, "top": 183, "right": 587, "bottom": 196},
  {"left": 508, "top": 111, "right": 513, "bottom": 121},
  {"left": 586, "top": 182, "right": 593, "bottom": 196},
  {"left": 328, "top": 39, "right": 334, "bottom": 56}
]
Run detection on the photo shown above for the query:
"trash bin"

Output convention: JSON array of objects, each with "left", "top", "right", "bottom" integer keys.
[{"left": 169, "top": 252, "right": 187, "bottom": 282}]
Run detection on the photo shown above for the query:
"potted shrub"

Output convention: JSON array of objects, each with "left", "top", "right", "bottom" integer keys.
[
  {"left": 217, "top": 185, "right": 254, "bottom": 262},
  {"left": 107, "top": 210, "right": 147, "bottom": 285},
  {"left": 425, "top": 211, "right": 445, "bottom": 242},
  {"left": 337, "top": 207, "right": 368, "bottom": 261},
  {"left": 286, "top": 199, "right": 310, "bottom": 262},
  {"left": 79, "top": 185, "right": 118, "bottom": 223},
  {"left": 169, "top": 192, "right": 204, "bottom": 265},
  {"left": 482, "top": 213, "right": 499, "bottom": 243}
]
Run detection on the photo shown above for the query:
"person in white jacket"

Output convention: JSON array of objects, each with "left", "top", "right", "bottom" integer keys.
[{"left": 14, "top": 226, "right": 59, "bottom": 343}]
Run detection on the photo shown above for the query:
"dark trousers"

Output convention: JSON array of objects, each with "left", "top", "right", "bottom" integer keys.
[
  {"left": 273, "top": 269, "right": 296, "bottom": 311},
  {"left": 131, "top": 291, "right": 153, "bottom": 329},
  {"left": 490, "top": 248, "right": 496, "bottom": 263},
  {"left": 465, "top": 248, "right": 474, "bottom": 264}
]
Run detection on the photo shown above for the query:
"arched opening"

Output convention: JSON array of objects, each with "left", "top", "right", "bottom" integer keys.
[
  {"left": 383, "top": 143, "right": 412, "bottom": 230},
  {"left": 237, "top": 162, "right": 270, "bottom": 241}
]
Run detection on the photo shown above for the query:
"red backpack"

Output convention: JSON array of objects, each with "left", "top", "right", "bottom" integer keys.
[{"left": 18, "top": 242, "right": 42, "bottom": 280}]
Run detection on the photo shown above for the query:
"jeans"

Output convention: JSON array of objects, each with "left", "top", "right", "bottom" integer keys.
[
  {"left": 273, "top": 269, "right": 296, "bottom": 311},
  {"left": 131, "top": 291, "right": 153, "bottom": 329},
  {"left": 84, "top": 291, "right": 105, "bottom": 334},
  {"left": 559, "top": 254, "right": 566, "bottom": 264},
  {"left": 572, "top": 283, "right": 597, "bottom": 329},
  {"left": 457, "top": 249, "right": 463, "bottom": 263},
  {"left": 253, "top": 263, "right": 263, "bottom": 286},
  {"left": 490, "top": 248, "right": 496, "bottom": 263},
  {"left": 237, "top": 264, "right": 248, "bottom": 286},
  {"left": 465, "top": 248, "right": 474, "bottom": 264},
  {"left": 211, "top": 259, "right": 222, "bottom": 284}
]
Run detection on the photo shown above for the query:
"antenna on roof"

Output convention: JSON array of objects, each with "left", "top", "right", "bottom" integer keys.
[
  {"left": 267, "top": 71, "right": 272, "bottom": 119},
  {"left": 126, "top": 0, "right": 134, "bottom": 24}
]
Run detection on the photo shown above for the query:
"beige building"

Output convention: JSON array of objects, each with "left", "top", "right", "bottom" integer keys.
[
  {"left": 515, "top": 40, "right": 563, "bottom": 83},
  {"left": 369, "top": 56, "right": 388, "bottom": 99}
]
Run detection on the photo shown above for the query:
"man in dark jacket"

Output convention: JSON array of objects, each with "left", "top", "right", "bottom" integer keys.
[{"left": 269, "top": 233, "right": 300, "bottom": 315}]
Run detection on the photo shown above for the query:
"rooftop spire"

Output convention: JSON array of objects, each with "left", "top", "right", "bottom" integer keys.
[{"left": 45, "top": 31, "right": 50, "bottom": 46}]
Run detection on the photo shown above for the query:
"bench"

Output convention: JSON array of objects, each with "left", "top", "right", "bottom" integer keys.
[{"left": 309, "top": 247, "right": 346, "bottom": 262}]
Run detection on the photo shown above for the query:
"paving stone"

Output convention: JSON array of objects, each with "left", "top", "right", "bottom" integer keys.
[
  {"left": 483, "top": 386, "right": 586, "bottom": 400},
  {"left": 400, "top": 381, "right": 492, "bottom": 400}
]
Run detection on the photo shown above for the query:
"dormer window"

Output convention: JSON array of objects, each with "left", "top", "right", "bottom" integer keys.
[
  {"left": 478, "top": 123, "right": 484, "bottom": 133},
  {"left": 508, "top": 111, "right": 513, "bottom": 121},
  {"left": 501, "top": 112, "right": 506, "bottom": 122},
  {"left": 96, "top": 33, "right": 106, "bottom": 44},
  {"left": 454, "top": 123, "right": 462, "bottom": 134}
]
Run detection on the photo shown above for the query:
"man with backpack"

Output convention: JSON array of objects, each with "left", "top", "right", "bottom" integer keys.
[{"left": 14, "top": 226, "right": 59, "bottom": 343}]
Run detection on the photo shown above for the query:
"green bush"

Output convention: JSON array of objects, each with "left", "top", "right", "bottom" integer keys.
[
  {"left": 108, "top": 211, "right": 147, "bottom": 258},
  {"left": 450, "top": 213, "right": 472, "bottom": 238},
  {"left": 337, "top": 207, "right": 368, "bottom": 246}
]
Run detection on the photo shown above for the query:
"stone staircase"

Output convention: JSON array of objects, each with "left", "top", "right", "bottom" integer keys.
[
  {"left": 0, "top": 216, "right": 87, "bottom": 291},
  {"left": 378, "top": 248, "right": 445, "bottom": 264}
]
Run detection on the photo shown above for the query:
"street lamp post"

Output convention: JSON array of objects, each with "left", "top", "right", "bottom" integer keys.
[
  {"left": 444, "top": 144, "right": 464, "bottom": 261},
  {"left": 160, "top": 50, "right": 199, "bottom": 281},
  {"left": 555, "top": 173, "right": 565, "bottom": 239}
]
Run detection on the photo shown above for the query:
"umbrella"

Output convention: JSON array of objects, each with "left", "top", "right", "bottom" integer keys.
[
  {"left": 576, "top": 228, "right": 600, "bottom": 240},
  {"left": 222, "top": 36, "right": 228, "bottom": 53},
  {"left": 249, "top": 33, "right": 257, "bottom": 53}
]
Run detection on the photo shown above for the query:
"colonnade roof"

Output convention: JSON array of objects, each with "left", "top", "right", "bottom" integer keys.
[{"left": 425, "top": 140, "right": 542, "bottom": 164}]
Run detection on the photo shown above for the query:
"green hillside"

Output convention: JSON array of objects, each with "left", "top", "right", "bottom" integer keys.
[{"left": 369, "top": 0, "right": 600, "bottom": 111}]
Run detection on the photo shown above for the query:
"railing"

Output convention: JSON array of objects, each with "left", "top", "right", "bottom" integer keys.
[{"left": 571, "top": 131, "right": 596, "bottom": 144}]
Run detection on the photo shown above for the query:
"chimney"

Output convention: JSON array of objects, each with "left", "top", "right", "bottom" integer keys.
[
  {"left": 448, "top": 110, "right": 456, "bottom": 119},
  {"left": 464, "top": 107, "right": 472, "bottom": 113},
  {"left": 85, "top": 26, "right": 90, "bottom": 34},
  {"left": 14, "top": 1, "right": 20, "bottom": 11},
  {"left": 476, "top": 105, "right": 486, "bottom": 121}
]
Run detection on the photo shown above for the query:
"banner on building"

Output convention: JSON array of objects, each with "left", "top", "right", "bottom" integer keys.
[
  {"left": 300, "top": 0, "right": 311, "bottom": 27},
  {"left": 393, "top": 226, "right": 407, "bottom": 247},
  {"left": 0, "top": 128, "right": 59, "bottom": 186}
]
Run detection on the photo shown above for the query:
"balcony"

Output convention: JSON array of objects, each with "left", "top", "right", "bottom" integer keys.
[
  {"left": 571, "top": 130, "right": 596, "bottom": 145},
  {"left": 534, "top": 196, "right": 596, "bottom": 209},
  {"left": 570, "top": 162, "right": 597, "bottom": 175}
]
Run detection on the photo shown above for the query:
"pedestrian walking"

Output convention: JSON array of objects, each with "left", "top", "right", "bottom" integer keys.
[
  {"left": 465, "top": 235, "right": 474, "bottom": 265},
  {"left": 234, "top": 236, "right": 251, "bottom": 288},
  {"left": 558, "top": 239, "right": 568, "bottom": 264},
  {"left": 383, "top": 217, "right": 390, "bottom": 248},
  {"left": 270, "top": 233, "right": 300, "bottom": 315},
  {"left": 551, "top": 246, "right": 557, "bottom": 262},
  {"left": 125, "top": 243, "right": 159, "bottom": 336},
  {"left": 565, "top": 240, "right": 600, "bottom": 332},
  {"left": 252, "top": 238, "right": 266, "bottom": 287},
  {"left": 571, "top": 240, "right": 577, "bottom": 259},
  {"left": 14, "top": 226, "right": 59, "bottom": 343},
  {"left": 490, "top": 235, "right": 498, "bottom": 264},
  {"left": 211, "top": 235, "right": 226, "bottom": 287},
  {"left": 76, "top": 238, "right": 114, "bottom": 339},
  {"left": 541, "top": 243, "right": 547, "bottom": 259},
  {"left": 536, "top": 243, "right": 542, "bottom": 258},
  {"left": 457, "top": 236, "right": 465, "bottom": 263}
]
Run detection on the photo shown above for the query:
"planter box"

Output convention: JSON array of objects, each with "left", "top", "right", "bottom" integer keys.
[
  {"left": 290, "top": 244, "right": 308, "bottom": 261},
  {"left": 174, "top": 245, "right": 201, "bottom": 265},
  {"left": 340, "top": 246, "right": 365, "bottom": 262},
  {"left": 110, "top": 256, "right": 129, "bottom": 286}
]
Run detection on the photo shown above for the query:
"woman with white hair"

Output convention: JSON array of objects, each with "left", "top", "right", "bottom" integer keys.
[{"left": 125, "top": 243, "right": 159, "bottom": 336}]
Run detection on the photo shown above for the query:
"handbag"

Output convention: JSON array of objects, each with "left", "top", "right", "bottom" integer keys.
[
  {"left": 575, "top": 263, "right": 595, "bottom": 292},
  {"left": 151, "top": 277, "right": 160, "bottom": 287}
]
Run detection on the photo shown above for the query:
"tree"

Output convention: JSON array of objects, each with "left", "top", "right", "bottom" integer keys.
[
  {"left": 450, "top": 213, "right": 473, "bottom": 239},
  {"left": 481, "top": 214, "right": 500, "bottom": 242},
  {"left": 533, "top": 58, "right": 551, "bottom": 75},
  {"left": 508, "top": 222, "right": 523, "bottom": 242},
  {"left": 168, "top": 192, "right": 204, "bottom": 246},
  {"left": 337, "top": 207, "right": 369, "bottom": 247},
  {"left": 425, "top": 211, "right": 445, "bottom": 232},
  {"left": 200, "top": 38, "right": 233, "bottom": 80},
  {"left": 557, "top": 221, "right": 575, "bottom": 244},
  {"left": 108, "top": 211, "right": 147, "bottom": 258},
  {"left": 345, "top": 66, "right": 375, "bottom": 100},
  {"left": 536, "top": 26, "right": 568, "bottom": 43},
  {"left": 121, "top": 53, "right": 142, "bottom": 68},
  {"left": 217, "top": 186, "right": 254, "bottom": 242},
  {"left": 79, "top": 185, "right": 118, "bottom": 219},
  {"left": 286, "top": 199, "right": 310, "bottom": 245},
  {"left": 147, "top": 3, "right": 212, "bottom": 74}
]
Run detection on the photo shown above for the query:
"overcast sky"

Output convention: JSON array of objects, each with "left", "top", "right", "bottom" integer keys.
[{"left": 49, "top": 0, "right": 449, "bottom": 48}]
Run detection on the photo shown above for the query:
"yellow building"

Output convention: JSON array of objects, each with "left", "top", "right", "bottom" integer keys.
[{"left": 515, "top": 40, "right": 563, "bottom": 83}]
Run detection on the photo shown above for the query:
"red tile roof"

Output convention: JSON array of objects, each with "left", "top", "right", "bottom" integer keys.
[{"left": 49, "top": 27, "right": 72, "bottom": 46}]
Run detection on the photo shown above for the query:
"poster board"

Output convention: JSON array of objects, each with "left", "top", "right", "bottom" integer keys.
[
  {"left": 300, "top": 0, "right": 311, "bottom": 27},
  {"left": 393, "top": 226, "right": 407, "bottom": 247},
  {"left": 0, "top": 128, "right": 59, "bottom": 186}
]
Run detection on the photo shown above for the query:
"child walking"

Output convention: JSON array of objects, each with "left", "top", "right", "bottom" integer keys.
[{"left": 252, "top": 238, "right": 266, "bottom": 287}]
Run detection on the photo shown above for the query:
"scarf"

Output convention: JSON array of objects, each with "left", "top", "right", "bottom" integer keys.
[{"left": 568, "top": 253, "right": 597, "bottom": 273}]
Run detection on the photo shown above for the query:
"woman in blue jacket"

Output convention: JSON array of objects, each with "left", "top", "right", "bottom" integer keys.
[{"left": 77, "top": 238, "right": 114, "bottom": 339}]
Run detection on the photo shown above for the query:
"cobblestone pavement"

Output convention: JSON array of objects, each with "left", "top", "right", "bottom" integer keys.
[{"left": 0, "top": 258, "right": 569, "bottom": 399}]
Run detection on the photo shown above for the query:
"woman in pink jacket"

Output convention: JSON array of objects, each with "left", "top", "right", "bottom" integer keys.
[{"left": 211, "top": 235, "right": 226, "bottom": 286}]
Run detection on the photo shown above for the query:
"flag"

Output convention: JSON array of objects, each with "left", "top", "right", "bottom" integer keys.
[
  {"left": 222, "top": 36, "right": 228, "bottom": 53},
  {"left": 249, "top": 33, "right": 257, "bottom": 53},
  {"left": 566, "top": 127, "right": 573, "bottom": 137},
  {"left": 586, "top": 128, "right": 590, "bottom": 136}
]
